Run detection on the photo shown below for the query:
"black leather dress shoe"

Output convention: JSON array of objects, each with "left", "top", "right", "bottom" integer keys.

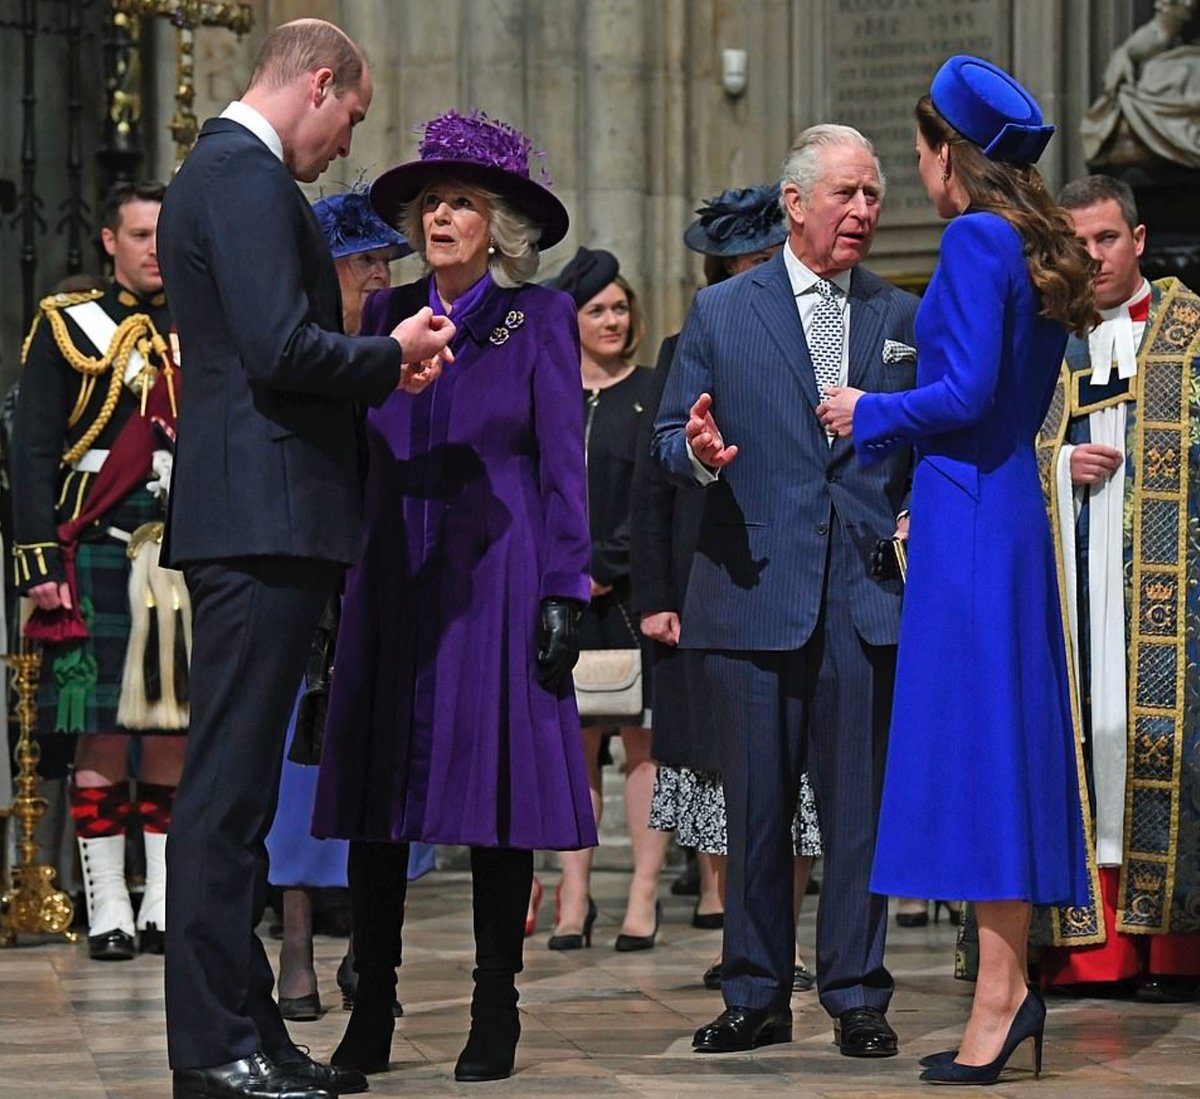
[
  {"left": 172, "top": 1053, "right": 333, "bottom": 1098},
  {"left": 692, "top": 1006, "right": 793, "bottom": 1052},
  {"left": 702, "top": 963, "right": 723, "bottom": 990},
  {"left": 271, "top": 1045, "right": 368, "bottom": 1095},
  {"left": 88, "top": 928, "right": 136, "bottom": 961},
  {"left": 792, "top": 965, "right": 815, "bottom": 993},
  {"left": 833, "top": 1007, "right": 898, "bottom": 1057}
]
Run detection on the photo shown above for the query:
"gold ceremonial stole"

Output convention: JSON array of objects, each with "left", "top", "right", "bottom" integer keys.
[
  {"left": 1116, "top": 279, "right": 1198, "bottom": 935},
  {"left": 1036, "top": 277, "right": 1199, "bottom": 943},
  {"left": 1036, "top": 368, "right": 1105, "bottom": 947}
]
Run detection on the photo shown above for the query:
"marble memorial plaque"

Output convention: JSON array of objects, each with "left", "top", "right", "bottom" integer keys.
[{"left": 826, "top": 0, "right": 1010, "bottom": 225}]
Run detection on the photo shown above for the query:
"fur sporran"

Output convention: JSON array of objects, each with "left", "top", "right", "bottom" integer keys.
[{"left": 117, "top": 522, "right": 191, "bottom": 730}]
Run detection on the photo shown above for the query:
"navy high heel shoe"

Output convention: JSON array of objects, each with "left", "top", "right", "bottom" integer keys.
[
  {"left": 918, "top": 991, "right": 1045, "bottom": 1085},
  {"left": 919, "top": 986, "right": 1045, "bottom": 1069}
]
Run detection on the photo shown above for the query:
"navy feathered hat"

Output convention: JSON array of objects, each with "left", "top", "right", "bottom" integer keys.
[
  {"left": 312, "top": 190, "right": 412, "bottom": 260},
  {"left": 930, "top": 55, "right": 1054, "bottom": 165},
  {"left": 683, "top": 183, "right": 788, "bottom": 257},
  {"left": 546, "top": 247, "right": 620, "bottom": 309}
]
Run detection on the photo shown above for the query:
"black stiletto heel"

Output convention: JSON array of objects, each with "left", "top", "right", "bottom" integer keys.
[
  {"left": 548, "top": 896, "right": 596, "bottom": 950},
  {"left": 615, "top": 900, "right": 661, "bottom": 952},
  {"left": 918, "top": 991, "right": 1046, "bottom": 1085}
]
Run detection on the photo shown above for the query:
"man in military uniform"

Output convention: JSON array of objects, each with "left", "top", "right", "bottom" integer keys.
[
  {"left": 1036, "top": 174, "right": 1200, "bottom": 1000},
  {"left": 12, "top": 180, "right": 187, "bottom": 961}
]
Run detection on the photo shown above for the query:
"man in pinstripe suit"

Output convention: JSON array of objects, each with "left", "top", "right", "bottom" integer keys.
[{"left": 654, "top": 124, "right": 918, "bottom": 1057}]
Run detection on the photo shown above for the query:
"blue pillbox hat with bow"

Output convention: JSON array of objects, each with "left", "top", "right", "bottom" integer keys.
[{"left": 930, "top": 55, "right": 1055, "bottom": 165}]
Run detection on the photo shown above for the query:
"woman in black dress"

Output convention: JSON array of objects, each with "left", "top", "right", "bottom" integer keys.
[{"left": 543, "top": 247, "right": 667, "bottom": 951}]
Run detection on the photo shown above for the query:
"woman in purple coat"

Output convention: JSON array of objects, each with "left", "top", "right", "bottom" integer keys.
[{"left": 312, "top": 111, "right": 596, "bottom": 1083}]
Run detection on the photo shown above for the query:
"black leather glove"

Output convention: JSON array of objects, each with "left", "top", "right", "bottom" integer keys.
[{"left": 536, "top": 598, "right": 583, "bottom": 687}]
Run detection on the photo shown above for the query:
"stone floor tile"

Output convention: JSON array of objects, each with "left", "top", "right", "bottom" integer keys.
[{"left": 1, "top": 870, "right": 1198, "bottom": 1097}]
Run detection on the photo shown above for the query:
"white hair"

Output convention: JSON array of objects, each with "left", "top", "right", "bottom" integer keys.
[
  {"left": 779, "top": 124, "right": 887, "bottom": 209},
  {"left": 400, "top": 181, "right": 542, "bottom": 286}
]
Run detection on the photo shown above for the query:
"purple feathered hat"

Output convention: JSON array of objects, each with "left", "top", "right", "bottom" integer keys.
[{"left": 369, "top": 110, "right": 569, "bottom": 250}]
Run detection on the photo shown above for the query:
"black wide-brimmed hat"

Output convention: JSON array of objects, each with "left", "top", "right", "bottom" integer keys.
[
  {"left": 370, "top": 110, "right": 569, "bottom": 250},
  {"left": 683, "top": 183, "right": 788, "bottom": 257}
]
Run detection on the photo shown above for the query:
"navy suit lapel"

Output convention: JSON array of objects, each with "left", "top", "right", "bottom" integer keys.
[
  {"left": 827, "top": 268, "right": 887, "bottom": 461},
  {"left": 846, "top": 267, "right": 885, "bottom": 389},
  {"left": 750, "top": 253, "right": 822, "bottom": 410}
]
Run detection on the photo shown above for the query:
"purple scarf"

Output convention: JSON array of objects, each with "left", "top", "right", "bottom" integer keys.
[{"left": 428, "top": 269, "right": 494, "bottom": 341}]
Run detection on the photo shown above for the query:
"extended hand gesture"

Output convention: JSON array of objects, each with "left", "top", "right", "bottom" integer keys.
[
  {"left": 686, "top": 392, "right": 738, "bottom": 469},
  {"left": 399, "top": 358, "right": 443, "bottom": 395},
  {"left": 391, "top": 307, "right": 456, "bottom": 388}
]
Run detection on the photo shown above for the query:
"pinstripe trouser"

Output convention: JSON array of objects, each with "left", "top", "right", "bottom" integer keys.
[{"left": 705, "top": 525, "right": 895, "bottom": 1016}]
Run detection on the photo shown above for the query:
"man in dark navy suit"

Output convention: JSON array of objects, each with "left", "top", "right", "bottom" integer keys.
[
  {"left": 156, "top": 19, "right": 454, "bottom": 1099},
  {"left": 654, "top": 125, "right": 918, "bottom": 1058}
]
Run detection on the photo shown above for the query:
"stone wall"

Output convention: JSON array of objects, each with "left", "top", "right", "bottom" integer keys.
[{"left": 147, "top": 0, "right": 1133, "bottom": 362}]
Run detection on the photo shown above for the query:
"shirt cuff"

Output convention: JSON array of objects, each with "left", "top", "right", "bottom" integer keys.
[{"left": 686, "top": 440, "right": 720, "bottom": 485}]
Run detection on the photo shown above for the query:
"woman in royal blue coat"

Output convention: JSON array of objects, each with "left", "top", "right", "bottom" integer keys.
[
  {"left": 312, "top": 111, "right": 595, "bottom": 1084},
  {"left": 820, "top": 57, "right": 1096, "bottom": 1084}
]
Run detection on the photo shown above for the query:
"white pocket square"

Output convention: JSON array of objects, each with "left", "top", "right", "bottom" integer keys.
[{"left": 882, "top": 339, "right": 917, "bottom": 364}]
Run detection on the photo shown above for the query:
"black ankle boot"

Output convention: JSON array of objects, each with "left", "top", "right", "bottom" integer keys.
[
  {"left": 329, "top": 840, "right": 408, "bottom": 1075},
  {"left": 454, "top": 979, "right": 521, "bottom": 1082},
  {"left": 331, "top": 972, "right": 396, "bottom": 1074},
  {"left": 455, "top": 847, "right": 531, "bottom": 1082}
]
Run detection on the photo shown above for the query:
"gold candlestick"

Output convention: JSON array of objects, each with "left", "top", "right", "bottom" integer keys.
[
  {"left": 112, "top": 0, "right": 255, "bottom": 168},
  {"left": 0, "top": 648, "right": 76, "bottom": 945}
]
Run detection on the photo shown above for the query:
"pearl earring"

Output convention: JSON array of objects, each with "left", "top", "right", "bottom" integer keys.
[{"left": 488, "top": 240, "right": 497, "bottom": 256}]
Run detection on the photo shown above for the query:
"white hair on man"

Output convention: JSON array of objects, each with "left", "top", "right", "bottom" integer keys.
[{"left": 780, "top": 123, "right": 887, "bottom": 208}]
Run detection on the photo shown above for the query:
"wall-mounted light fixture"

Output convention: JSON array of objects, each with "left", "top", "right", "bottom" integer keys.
[{"left": 722, "top": 48, "right": 748, "bottom": 97}]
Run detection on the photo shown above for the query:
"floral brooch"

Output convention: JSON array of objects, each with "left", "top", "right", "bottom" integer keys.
[{"left": 490, "top": 310, "right": 526, "bottom": 346}]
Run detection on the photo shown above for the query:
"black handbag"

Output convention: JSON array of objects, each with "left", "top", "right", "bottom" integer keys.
[
  {"left": 871, "top": 536, "right": 908, "bottom": 583},
  {"left": 287, "top": 593, "right": 341, "bottom": 766}
]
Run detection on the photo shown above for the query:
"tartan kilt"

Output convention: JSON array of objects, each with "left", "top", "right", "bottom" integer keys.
[{"left": 36, "top": 485, "right": 177, "bottom": 736}]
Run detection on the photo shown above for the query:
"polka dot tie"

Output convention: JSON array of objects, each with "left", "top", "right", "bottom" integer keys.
[
  {"left": 809, "top": 278, "right": 843, "bottom": 442},
  {"left": 809, "top": 278, "right": 844, "bottom": 395}
]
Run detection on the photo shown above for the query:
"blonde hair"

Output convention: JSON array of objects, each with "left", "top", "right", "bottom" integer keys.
[{"left": 400, "top": 181, "right": 542, "bottom": 287}]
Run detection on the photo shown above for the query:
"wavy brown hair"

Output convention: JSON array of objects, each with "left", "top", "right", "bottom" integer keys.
[{"left": 916, "top": 95, "right": 1096, "bottom": 336}]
